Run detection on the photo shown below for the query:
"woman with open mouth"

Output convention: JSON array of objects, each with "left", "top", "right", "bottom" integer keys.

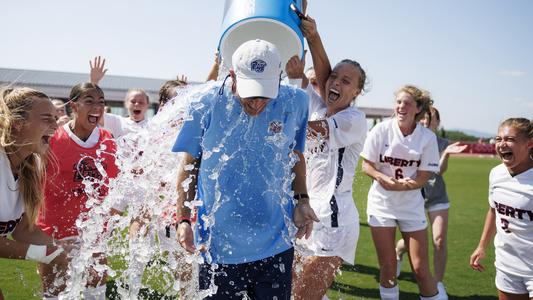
[
  {"left": 0, "top": 87, "right": 70, "bottom": 300},
  {"left": 360, "top": 85, "right": 443, "bottom": 300},
  {"left": 289, "top": 14, "right": 368, "bottom": 300},
  {"left": 395, "top": 106, "right": 468, "bottom": 299},
  {"left": 36, "top": 82, "right": 119, "bottom": 300},
  {"left": 470, "top": 118, "right": 533, "bottom": 300}
]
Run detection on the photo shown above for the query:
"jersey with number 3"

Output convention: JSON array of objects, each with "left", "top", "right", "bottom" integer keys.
[
  {"left": 489, "top": 164, "right": 533, "bottom": 277},
  {"left": 360, "top": 119, "right": 439, "bottom": 221}
]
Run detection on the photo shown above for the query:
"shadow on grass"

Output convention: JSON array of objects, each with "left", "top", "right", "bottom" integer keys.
[
  {"left": 331, "top": 281, "right": 497, "bottom": 300},
  {"left": 341, "top": 263, "right": 417, "bottom": 283},
  {"left": 335, "top": 264, "right": 497, "bottom": 300}
]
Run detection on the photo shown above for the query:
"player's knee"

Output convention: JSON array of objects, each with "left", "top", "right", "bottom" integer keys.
[{"left": 433, "top": 235, "right": 447, "bottom": 251}]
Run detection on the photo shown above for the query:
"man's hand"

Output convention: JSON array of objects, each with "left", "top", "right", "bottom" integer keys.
[
  {"left": 176, "top": 222, "right": 195, "bottom": 254},
  {"left": 90, "top": 56, "right": 108, "bottom": 85},
  {"left": 293, "top": 202, "right": 319, "bottom": 239}
]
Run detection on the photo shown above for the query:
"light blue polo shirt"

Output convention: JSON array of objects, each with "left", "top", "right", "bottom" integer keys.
[{"left": 172, "top": 84, "right": 308, "bottom": 264}]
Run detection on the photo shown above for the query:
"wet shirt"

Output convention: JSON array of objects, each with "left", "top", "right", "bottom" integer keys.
[
  {"left": 489, "top": 164, "right": 533, "bottom": 277},
  {"left": 305, "top": 85, "right": 367, "bottom": 227},
  {"left": 37, "top": 125, "right": 119, "bottom": 239},
  {"left": 173, "top": 84, "right": 308, "bottom": 264},
  {"left": 0, "top": 149, "right": 24, "bottom": 237},
  {"left": 360, "top": 118, "right": 439, "bottom": 221}
]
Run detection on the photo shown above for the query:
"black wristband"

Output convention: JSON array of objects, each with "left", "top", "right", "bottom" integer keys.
[
  {"left": 293, "top": 193, "right": 309, "bottom": 200},
  {"left": 175, "top": 218, "right": 191, "bottom": 230}
]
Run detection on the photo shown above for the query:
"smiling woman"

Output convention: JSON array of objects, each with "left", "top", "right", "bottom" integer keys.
[
  {"left": 470, "top": 118, "right": 533, "bottom": 300},
  {"left": 0, "top": 87, "right": 68, "bottom": 300},
  {"left": 36, "top": 82, "right": 119, "bottom": 300}
]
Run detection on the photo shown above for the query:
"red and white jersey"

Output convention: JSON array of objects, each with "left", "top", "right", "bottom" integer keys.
[
  {"left": 37, "top": 125, "right": 119, "bottom": 239},
  {"left": 360, "top": 118, "right": 439, "bottom": 221},
  {"left": 489, "top": 164, "right": 533, "bottom": 277},
  {"left": 305, "top": 85, "right": 367, "bottom": 227},
  {"left": 0, "top": 149, "right": 24, "bottom": 237}
]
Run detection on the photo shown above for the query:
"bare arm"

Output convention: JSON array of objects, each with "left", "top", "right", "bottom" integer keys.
[
  {"left": 285, "top": 53, "right": 309, "bottom": 89},
  {"left": 307, "top": 120, "right": 328, "bottom": 139},
  {"left": 11, "top": 217, "right": 53, "bottom": 245},
  {"left": 206, "top": 51, "right": 220, "bottom": 82},
  {"left": 292, "top": 150, "right": 319, "bottom": 239},
  {"left": 300, "top": 16, "right": 331, "bottom": 99},
  {"left": 2, "top": 217, "right": 61, "bottom": 262},
  {"left": 438, "top": 142, "right": 468, "bottom": 175},
  {"left": 89, "top": 56, "right": 108, "bottom": 85},
  {"left": 0, "top": 237, "right": 31, "bottom": 260},
  {"left": 292, "top": 150, "right": 308, "bottom": 196},
  {"left": 470, "top": 208, "right": 496, "bottom": 272},
  {"left": 362, "top": 159, "right": 432, "bottom": 191},
  {"left": 176, "top": 153, "right": 200, "bottom": 253}
]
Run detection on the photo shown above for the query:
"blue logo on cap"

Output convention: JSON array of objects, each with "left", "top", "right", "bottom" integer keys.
[{"left": 251, "top": 60, "right": 267, "bottom": 73}]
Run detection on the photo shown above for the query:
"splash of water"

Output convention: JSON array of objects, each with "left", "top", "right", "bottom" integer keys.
[{"left": 57, "top": 80, "right": 304, "bottom": 299}]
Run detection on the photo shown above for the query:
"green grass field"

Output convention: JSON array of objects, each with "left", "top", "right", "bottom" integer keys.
[{"left": 0, "top": 156, "right": 501, "bottom": 299}]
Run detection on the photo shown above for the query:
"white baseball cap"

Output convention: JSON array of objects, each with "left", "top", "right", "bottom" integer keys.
[{"left": 232, "top": 39, "right": 282, "bottom": 99}]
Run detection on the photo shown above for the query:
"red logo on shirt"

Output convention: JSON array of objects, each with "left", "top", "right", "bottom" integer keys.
[{"left": 268, "top": 121, "right": 283, "bottom": 134}]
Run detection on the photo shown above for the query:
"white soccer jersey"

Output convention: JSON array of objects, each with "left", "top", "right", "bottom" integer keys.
[
  {"left": 305, "top": 85, "right": 367, "bottom": 227},
  {"left": 489, "top": 164, "right": 533, "bottom": 277},
  {"left": 360, "top": 118, "right": 439, "bottom": 221},
  {"left": 122, "top": 117, "right": 148, "bottom": 134},
  {"left": 103, "top": 113, "right": 127, "bottom": 138},
  {"left": 0, "top": 149, "right": 24, "bottom": 237}
]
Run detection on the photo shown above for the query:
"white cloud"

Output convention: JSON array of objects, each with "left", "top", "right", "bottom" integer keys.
[{"left": 500, "top": 70, "right": 527, "bottom": 77}]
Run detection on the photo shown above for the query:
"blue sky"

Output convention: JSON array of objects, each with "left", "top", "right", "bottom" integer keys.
[{"left": 1, "top": 0, "right": 532, "bottom": 135}]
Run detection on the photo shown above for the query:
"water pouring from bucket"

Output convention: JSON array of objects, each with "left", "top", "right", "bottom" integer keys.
[{"left": 218, "top": 0, "right": 305, "bottom": 74}]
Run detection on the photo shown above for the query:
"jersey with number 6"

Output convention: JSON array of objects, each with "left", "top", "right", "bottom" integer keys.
[
  {"left": 360, "top": 118, "right": 439, "bottom": 221},
  {"left": 489, "top": 164, "right": 533, "bottom": 277}
]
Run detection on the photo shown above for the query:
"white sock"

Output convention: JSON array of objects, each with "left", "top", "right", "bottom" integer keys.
[
  {"left": 43, "top": 297, "right": 59, "bottom": 300},
  {"left": 420, "top": 292, "right": 440, "bottom": 300},
  {"left": 396, "top": 257, "right": 403, "bottom": 278},
  {"left": 437, "top": 282, "right": 448, "bottom": 300},
  {"left": 380, "top": 285, "right": 399, "bottom": 300},
  {"left": 82, "top": 285, "right": 106, "bottom": 300}
]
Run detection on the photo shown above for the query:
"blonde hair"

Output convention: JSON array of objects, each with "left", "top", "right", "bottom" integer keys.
[
  {"left": 125, "top": 88, "right": 149, "bottom": 104},
  {"left": 395, "top": 85, "right": 434, "bottom": 122},
  {"left": 0, "top": 87, "right": 49, "bottom": 228}
]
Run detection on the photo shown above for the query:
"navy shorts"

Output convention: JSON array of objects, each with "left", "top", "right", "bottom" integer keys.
[{"left": 199, "top": 248, "right": 294, "bottom": 300}]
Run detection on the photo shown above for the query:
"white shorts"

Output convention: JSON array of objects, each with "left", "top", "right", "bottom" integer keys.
[
  {"left": 368, "top": 215, "right": 427, "bottom": 232},
  {"left": 426, "top": 202, "right": 450, "bottom": 213},
  {"left": 496, "top": 268, "right": 533, "bottom": 297},
  {"left": 297, "top": 222, "right": 359, "bottom": 264}
]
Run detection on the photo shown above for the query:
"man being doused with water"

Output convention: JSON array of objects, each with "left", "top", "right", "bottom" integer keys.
[{"left": 173, "top": 39, "right": 319, "bottom": 299}]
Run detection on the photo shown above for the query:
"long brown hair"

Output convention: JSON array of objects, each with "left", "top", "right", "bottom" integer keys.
[{"left": 0, "top": 87, "right": 49, "bottom": 228}]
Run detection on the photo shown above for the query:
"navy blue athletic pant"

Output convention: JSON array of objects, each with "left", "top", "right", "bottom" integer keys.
[{"left": 199, "top": 248, "right": 294, "bottom": 299}]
